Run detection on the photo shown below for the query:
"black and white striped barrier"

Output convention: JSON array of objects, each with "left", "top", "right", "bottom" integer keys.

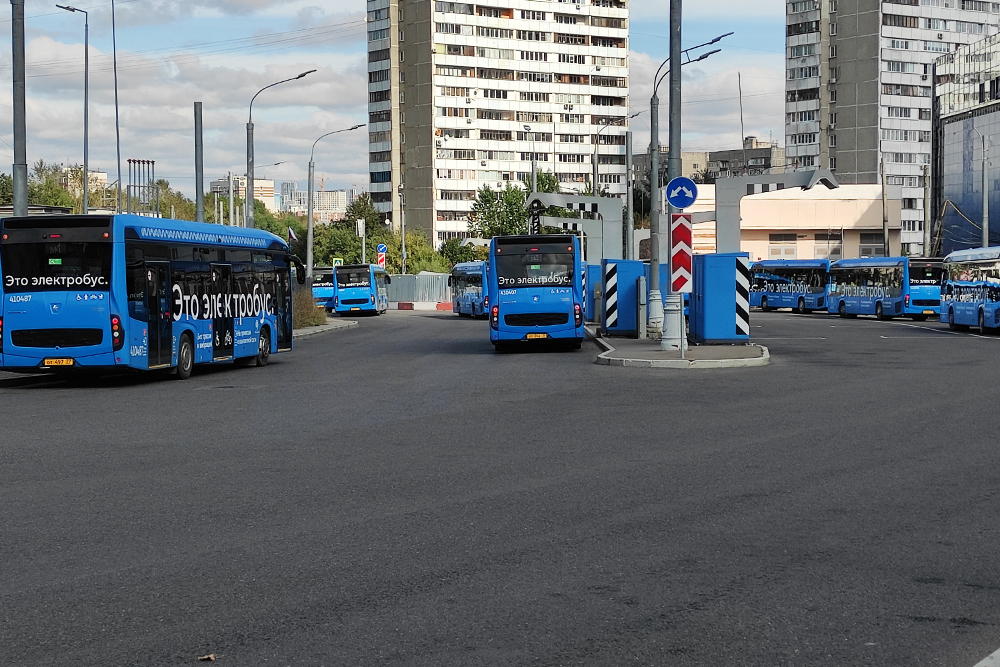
[
  {"left": 736, "top": 256, "right": 751, "bottom": 337},
  {"left": 604, "top": 263, "right": 618, "bottom": 329}
]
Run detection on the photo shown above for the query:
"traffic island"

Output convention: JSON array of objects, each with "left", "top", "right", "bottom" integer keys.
[
  {"left": 587, "top": 327, "right": 769, "bottom": 369},
  {"left": 293, "top": 318, "right": 359, "bottom": 339}
]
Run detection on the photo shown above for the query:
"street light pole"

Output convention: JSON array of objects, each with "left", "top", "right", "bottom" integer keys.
[
  {"left": 56, "top": 4, "right": 89, "bottom": 214},
  {"left": 398, "top": 184, "right": 407, "bottom": 274},
  {"left": 646, "top": 31, "right": 728, "bottom": 338},
  {"left": 246, "top": 69, "right": 315, "bottom": 228},
  {"left": 11, "top": 0, "right": 27, "bottom": 217},
  {"left": 307, "top": 124, "right": 364, "bottom": 279}
]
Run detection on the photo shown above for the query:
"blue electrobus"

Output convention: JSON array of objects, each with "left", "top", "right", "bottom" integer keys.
[
  {"left": 904, "top": 258, "right": 944, "bottom": 321},
  {"left": 827, "top": 256, "right": 908, "bottom": 319},
  {"left": 449, "top": 261, "right": 486, "bottom": 317},
  {"left": 750, "top": 259, "right": 830, "bottom": 313},
  {"left": 311, "top": 266, "right": 335, "bottom": 309},
  {"left": 487, "top": 234, "right": 584, "bottom": 350},
  {"left": 331, "top": 263, "right": 389, "bottom": 315},
  {"left": 0, "top": 214, "right": 304, "bottom": 379},
  {"left": 941, "top": 248, "right": 1000, "bottom": 332}
]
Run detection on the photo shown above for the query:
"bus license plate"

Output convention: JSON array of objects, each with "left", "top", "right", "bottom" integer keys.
[
  {"left": 923, "top": 310, "right": 935, "bottom": 315},
  {"left": 526, "top": 333, "right": 548, "bottom": 340},
  {"left": 43, "top": 358, "right": 74, "bottom": 366},
  {"left": 351, "top": 307, "right": 361, "bottom": 311}
]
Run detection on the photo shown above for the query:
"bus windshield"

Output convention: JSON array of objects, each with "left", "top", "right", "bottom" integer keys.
[
  {"left": 495, "top": 246, "right": 574, "bottom": 288},
  {"left": 1, "top": 241, "right": 112, "bottom": 292},
  {"left": 337, "top": 269, "right": 370, "bottom": 288}
]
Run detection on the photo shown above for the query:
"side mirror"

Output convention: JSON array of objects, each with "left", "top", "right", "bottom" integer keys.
[
  {"left": 289, "top": 255, "right": 306, "bottom": 284},
  {"left": 447, "top": 276, "right": 453, "bottom": 286},
  {"left": 386, "top": 275, "right": 392, "bottom": 284}
]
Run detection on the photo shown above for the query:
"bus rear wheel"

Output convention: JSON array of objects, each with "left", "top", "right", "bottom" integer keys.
[
  {"left": 948, "top": 309, "right": 958, "bottom": 331},
  {"left": 838, "top": 301, "right": 848, "bottom": 318},
  {"left": 761, "top": 296, "right": 770, "bottom": 312},
  {"left": 980, "top": 310, "right": 989, "bottom": 334},
  {"left": 256, "top": 327, "right": 271, "bottom": 367},
  {"left": 175, "top": 333, "right": 194, "bottom": 380},
  {"left": 796, "top": 297, "right": 807, "bottom": 314},
  {"left": 875, "top": 302, "right": 886, "bottom": 320}
]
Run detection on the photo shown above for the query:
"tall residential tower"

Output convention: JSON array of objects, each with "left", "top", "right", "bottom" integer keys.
[
  {"left": 784, "top": 0, "right": 997, "bottom": 254},
  {"left": 367, "top": 0, "right": 630, "bottom": 245}
]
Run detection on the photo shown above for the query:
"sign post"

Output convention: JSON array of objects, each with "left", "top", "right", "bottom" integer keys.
[
  {"left": 356, "top": 218, "right": 366, "bottom": 264},
  {"left": 663, "top": 176, "right": 698, "bottom": 354},
  {"left": 377, "top": 243, "right": 387, "bottom": 269}
]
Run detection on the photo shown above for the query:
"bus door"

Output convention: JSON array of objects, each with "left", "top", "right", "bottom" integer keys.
[
  {"left": 276, "top": 268, "right": 292, "bottom": 351},
  {"left": 211, "top": 264, "right": 234, "bottom": 359},
  {"left": 145, "top": 262, "right": 172, "bottom": 368}
]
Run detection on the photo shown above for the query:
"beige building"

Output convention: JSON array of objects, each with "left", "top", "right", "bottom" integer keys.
[
  {"left": 210, "top": 176, "right": 278, "bottom": 213},
  {"left": 682, "top": 183, "right": 902, "bottom": 260}
]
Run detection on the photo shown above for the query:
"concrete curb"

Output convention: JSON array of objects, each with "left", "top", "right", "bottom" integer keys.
[
  {"left": 394, "top": 302, "right": 452, "bottom": 311},
  {"left": 586, "top": 326, "right": 770, "bottom": 369},
  {"left": 293, "top": 320, "right": 359, "bottom": 339}
]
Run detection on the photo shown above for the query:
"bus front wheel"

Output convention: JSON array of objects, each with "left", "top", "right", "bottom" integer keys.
[
  {"left": 875, "top": 302, "right": 886, "bottom": 320},
  {"left": 761, "top": 296, "right": 770, "bottom": 312},
  {"left": 175, "top": 333, "right": 194, "bottom": 380},
  {"left": 838, "top": 301, "right": 848, "bottom": 318},
  {"left": 980, "top": 310, "right": 989, "bottom": 334},
  {"left": 796, "top": 297, "right": 807, "bottom": 314},
  {"left": 948, "top": 309, "right": 958, "bottom": 331},
  {"left": 256, "top": 327, "right": 271, "bottom": 367}
]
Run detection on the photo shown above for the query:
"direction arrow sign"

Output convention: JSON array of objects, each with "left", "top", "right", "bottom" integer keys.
[
  {"left": 665, "top": 176, "right": 698, "bottom": 210},
  {"left": 377, "top": 243, "right": 387, "bottom": 253},
  {"left": 670, "top": 213, "right": 693, "bottom": 293}
]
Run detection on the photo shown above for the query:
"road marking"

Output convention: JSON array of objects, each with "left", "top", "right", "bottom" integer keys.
[
  {"left": 972, "top": 647, "right": 1000, "bottom": 667},
  {"left": 889, "top": 321, "right": 998, "bottom": 340},
  {"left": 754, "top": 337, "right": 827, "bottom": 340}
]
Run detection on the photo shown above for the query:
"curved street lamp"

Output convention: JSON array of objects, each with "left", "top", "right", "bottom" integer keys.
[
  {"left": 56, "top": 4, "right": 88, "bottom": 213},
  {"left": 245, "top": 69, "right": 315, "bottom": 228},
  {"left": 306, "top": 123, "right": 365, "bottom": 278}
]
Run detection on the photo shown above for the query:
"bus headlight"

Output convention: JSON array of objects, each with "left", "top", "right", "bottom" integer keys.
[{"left": 490, "top": 305, "right": 499, "bottom": 330}]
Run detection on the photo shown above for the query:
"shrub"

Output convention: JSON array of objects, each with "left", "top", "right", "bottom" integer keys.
[{"left": 292, "top": 287, "right": 326, "bottom": 328}]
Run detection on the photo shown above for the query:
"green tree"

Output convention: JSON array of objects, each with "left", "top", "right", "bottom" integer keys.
[
  {"left": 28, "top": 160, "right": 75, "bottom": 210},
  {"left": 439, "top": 237, "right": 475, "bottom": 266},
  {"left": 0, "top": 172, "right": 12, "bottom": 206},
  {"left": 156, "top": 179, "right": 196, "bottom": 220},
  {"left": 467, "top": 183, "right": 528, "bottom": 238}
]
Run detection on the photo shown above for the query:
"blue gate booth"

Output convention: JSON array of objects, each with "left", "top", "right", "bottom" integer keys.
[
  {"left": 601, "top": 259, "right": 644, "bottom": 336},
  {"left": 689, "top": 252, "right": 752, "bottom": 344}
]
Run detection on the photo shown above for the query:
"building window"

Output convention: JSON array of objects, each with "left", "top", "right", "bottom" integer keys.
[
  {"left": 830, "top": 89, "right": 837, "bottom": 103},
  {"left": 830, "top": 22, "right": 837, "bottom": 35},
  {"left": 829, "top": 157, "right": 836, "bottom": 170},
  {"left": 829, "top": 133, "right": 837, "bottom": 147},
  {"left": 830, "top": 112, "right": 838, "bottom": 125},
  {"left": 830, "top": 45, "right": 838, "bottom": 58},
  {"left": 902, "top": 198, "right": 919, "bottom": 209},
  {"left": 829, "top": 0, "right": 837, "bottom": 10}
]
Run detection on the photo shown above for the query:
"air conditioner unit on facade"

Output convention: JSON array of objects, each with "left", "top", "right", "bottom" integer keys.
[
  {"left": 481, "top": 160, "right": 487, "bottom": 166},
  {"left": 921, "top": 74, "right": 928, "bottom": 80},
  {"left": 467, "top": 118, "right": 473, "bottom": 124},
  {"left": 466, "top": 97, "right": 472, "bottom": 103}
]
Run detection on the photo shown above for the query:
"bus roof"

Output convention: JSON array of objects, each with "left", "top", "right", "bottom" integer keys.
[
  {"left": 943, "top": 247, "right": 1000, "bottom": 263},
  {"left": 752, "top": 259, "right": 830, "bottom": 269},
  {"left": 118, "top": 214, "right": 287, "bottom": 250},
  {"left": 452, "top": 261, "right": 485, "bottom": 274},
  {"left": 494, "top": 234, "right": 576, "bottom": 245},
  {"left": 908, "top": 258, "right": 944, "bottom": 268},
  {"left": 339, "top": 263, "right": 387, "bottom": 274},
  {"left": 831, "top": 256, "right": 906, "bottom": 269}
]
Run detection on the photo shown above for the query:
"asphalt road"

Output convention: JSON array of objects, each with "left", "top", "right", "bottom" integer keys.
[{"left": 2, "top": 309, "right": 1000, "bottom": 666}]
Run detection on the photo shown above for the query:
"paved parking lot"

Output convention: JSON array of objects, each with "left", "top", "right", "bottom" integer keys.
[{"left": 2, "top": 309, "right": 999, "bottom": 666}]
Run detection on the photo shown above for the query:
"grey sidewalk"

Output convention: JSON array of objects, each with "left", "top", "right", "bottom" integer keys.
[
  {"left": 293, "top": 318, "right": 359, "bottom": 339},
  {"left": 587, "top": 326, "right": 769, "bottom": 369}
]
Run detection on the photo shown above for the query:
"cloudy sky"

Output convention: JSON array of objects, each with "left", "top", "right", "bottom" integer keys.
[{"left": 0, "top": 0, "right": 785, "bottom": 198}]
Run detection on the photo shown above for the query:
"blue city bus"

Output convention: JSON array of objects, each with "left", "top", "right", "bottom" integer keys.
[
  {"left": 750, "top": 259, "right": 830, "bottom": 313},
  {"left": 905, "top": 258, "right": 944, "bottom": 321},
  {"left": 0, "top": 214, "right": 303, "bottom": 379},
  {"left": 941, "top": 248, "right": 1000, "bottom": 332},
  {"left": 331, "top": 263, "right": 389, "bottom": 315},
  {"left": 827, "top": 256, "right": 908, "bottom": 319},
  {"left": 487, "top": 234, "right": 584, "bottom": 350},
  {"left": 449, "top": 261, "right": 486, "bottom": 317},
  {"left": 311, "top": 266, "right": 335, "bottom": 310}
]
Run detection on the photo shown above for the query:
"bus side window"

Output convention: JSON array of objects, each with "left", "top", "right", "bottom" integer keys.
[{"left": 126, "top": 261, "right": 147, "bottom": 321}]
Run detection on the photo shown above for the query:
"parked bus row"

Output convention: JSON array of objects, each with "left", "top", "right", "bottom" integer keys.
[
  {"left": 312, "top": 263, "right": 390, "bottom": 316},
  {"left": 1, "top": 214, "right": 306, "bottom": 379},
  {"left": 751, "top": 257, "right": 944, "bottom": 321}
]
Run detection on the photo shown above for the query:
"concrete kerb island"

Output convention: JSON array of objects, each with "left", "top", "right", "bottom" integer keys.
[
  {"left": 293, "top": 318, "right": 359, "bottom": 339},
  {"left": 586, "top": 326, "right": 769, "bottom": 369}
]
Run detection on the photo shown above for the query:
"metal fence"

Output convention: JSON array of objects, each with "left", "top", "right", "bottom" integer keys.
[{"left": 388, "top": 273, "right": 450, "bottom": 303}]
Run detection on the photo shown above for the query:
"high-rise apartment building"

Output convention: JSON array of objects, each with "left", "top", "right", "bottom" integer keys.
[
  {"left": 367, "top": 0, "right": 630, "bottom": 245},
  {"left": 784, "top": 0, "right": 997, "bottom": 254}
]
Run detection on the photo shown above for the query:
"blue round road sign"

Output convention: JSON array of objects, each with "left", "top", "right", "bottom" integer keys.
[
  {"left": 665, "top": 176, "right": 698, "bottom": 210},
  {"left": 377, "top": 243, "right": 388, "bottom": 253}
]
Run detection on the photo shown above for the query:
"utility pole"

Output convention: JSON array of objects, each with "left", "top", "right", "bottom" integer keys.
[
  {"left": 923, "top": 165, "right": 931, "bottom": 256},
  {"left": 228, "top": 172, "right": 234, "bottom": 226},
  {"left": 626, "top": 130, "right": 634, "bottom": 260},
  {"left": 661, "top": 0, "right": 685, "bottom": 352},
  {"left": 194, "top": 102, "right": 204, "bottom": 222},
  {"left": 11, "top": 0, "right": 27, "bottom": 216},
  {"left": 881, "top": 157, "right": 889, "bottom": 256},
  {"left": 648, "top": 93, "right": 663, "bottom": 336}
]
